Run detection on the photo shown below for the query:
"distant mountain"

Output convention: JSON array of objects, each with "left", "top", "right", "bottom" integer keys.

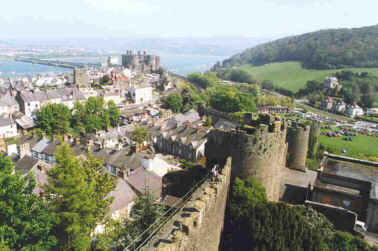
[{"left": 220, "top": 25, "right": 378, "bottom": 70}]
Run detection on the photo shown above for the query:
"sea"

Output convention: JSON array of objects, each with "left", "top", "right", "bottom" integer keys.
[{"left": 0, "top": 53, "right": 228, "bottom": 78}]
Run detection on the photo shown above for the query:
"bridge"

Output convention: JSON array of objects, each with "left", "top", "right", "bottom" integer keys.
[{"left": 15, "top": 57, "right": 100, "bottom": 69}]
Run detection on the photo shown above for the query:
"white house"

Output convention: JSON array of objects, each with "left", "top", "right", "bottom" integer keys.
[
  {"left": 333, "top": 101, "right": 346, "bottom": 112},
  {"left": 366, "top": 108, "right": 378, "bottom": 116},
  {"left": 141, "top": 154, "right": 180, "bottom": 177},
  {"left": 346, "top": 104, "right": 364, "bottom": 117},
  {"left": 0, "top": 118, "right": 18, "bottom": 138},
  {"left": 128, "top": 84, "right": 153, "bottom": 104},
  {"left": 103, "top": 90, "right": 123, "bottom": 105}
]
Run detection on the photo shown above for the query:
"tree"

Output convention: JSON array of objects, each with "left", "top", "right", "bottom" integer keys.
[
  {"left": 329, "top": 231, "right": 371, "bottom": 251},
  {"left": 118, "top": 186, "right": 164, "bottom": 249},
  {"left": 165, "top": 93, "right": 183, "bottom": 113},
  {"left": 131, "top": 125, "right": 149, "bottom": 148},
  {"left": 107, "top": 100, "right": 120, "bottom": 127},
  {"left": 44, "top": 143, "right": 114, "bottom": 251},
  {"left": 223, "top": 177, "right": 323, "bottom": 251},
  {"left": 229, "top": 177, "right": 267, "bottom": 213},
  {"left": 203, "top": 117, "right": 212, "bottom": 128},
  {"left": 71, "top": 101, "right": 85, "bottom": 133},
  {"left": 0, "top": 154, "right": 58, "bottom": 250},
  {"left": 36, "top": 103, "right": 72, "bottom": 135}
]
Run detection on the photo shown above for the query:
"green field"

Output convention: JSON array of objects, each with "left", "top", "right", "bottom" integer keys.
[
  {"left": 239, "top": 61, "right": 378, "bottom": 92},
  {"left": 318, "top": 133, "right": 378, "bottom": 159}
]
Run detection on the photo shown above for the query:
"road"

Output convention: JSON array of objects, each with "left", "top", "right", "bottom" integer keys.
[{"left": 265, "top": 89, "right": 378, "bottom": 129}]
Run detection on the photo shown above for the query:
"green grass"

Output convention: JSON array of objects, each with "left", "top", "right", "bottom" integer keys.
[
  {"left": 239, "top": 61, "right": 378, "bottom": 92},
  {"left": 319, "top": 132, "right": 378, "bottom": 159}
]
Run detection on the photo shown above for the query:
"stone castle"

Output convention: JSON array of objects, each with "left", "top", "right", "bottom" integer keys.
[
  {"left": 140, "top": 113, "right": 318, "bottom": 250},
  {"left": 122, "top": 51, "right": 161, "bottom": 73}
]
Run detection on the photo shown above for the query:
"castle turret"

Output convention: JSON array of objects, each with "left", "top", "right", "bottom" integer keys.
[
  {"left": 308, "top": 123, "right": 321, "bottom": 159},
  {"left": 205, "top": 114, "right": 288, "bottom": 201},
  {"left": 287, "top": 124, "right": 310, "bottom": 171}
]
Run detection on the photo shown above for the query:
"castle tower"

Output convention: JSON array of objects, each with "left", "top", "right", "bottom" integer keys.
[
  {"left": 205, "top": 114, "right": 288, "bottom": 201},
  {"left": 308, "top": 123, "right": 320, "bottom": 159},
  {"left": 287, "top": 124, "right": 310, "bottom": 171}
]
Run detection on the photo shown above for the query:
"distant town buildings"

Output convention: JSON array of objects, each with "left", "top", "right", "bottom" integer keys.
[
  {"left": 107, "top": 56, "right": 120, "bottom": 66},
  {"left": 0, "top": 117, "right": 18, "bottom": 138},
  {"left": 122, "top": 51, "right": 160, "bottom": 73},
  {"left": 128, "top": 84, "right": 153, "bottom": 104}
]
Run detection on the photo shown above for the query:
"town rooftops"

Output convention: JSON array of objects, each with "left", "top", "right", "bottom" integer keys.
[
  {"left": 0, "top": 93, "right": 18, "bottom": 107},
  {"left": 172, "top": 109, "right": 200, "bottom": 124},
  {"left": 18, "top": 87, "right": 85, "bottom": 102},
  {"left": 0, "top": 117, "right": 15, "bottom": 127},
  {"left": 42, "top": 140, "right": 61, "bottom": 156},
  {"left": 126, "top": 167, "right": 162, "bottom": 196},
  {"left": 31, "top": 138, "right": 51, "bottom": 153},
  {"left": 15, "top": 155, "right": 39, "bottom": 175},
  {"left": 107, "top": 178, "right": 137, "bottom": 214}
]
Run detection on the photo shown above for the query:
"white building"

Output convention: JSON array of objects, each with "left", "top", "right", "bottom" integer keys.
[
  {"left": 324, "top": 77, "right": 342, "bottom": 89},
  {"left": 128, "top": 84, "right": 153, "bottom": 104},
  {"left": 0, "top": 118, "right": 18, "bottom": 138},
  {"left": 333, "top": 101, "right": 346, "bottom": 112},
  {"left": 366, "top": 108, "right": 378, "bottom": 116},
  {"left": 346, "top": 104, "right": 364, "bottom": 117},
  {"left": 107, "top": 56, "right": 120, "bottom": 66}
]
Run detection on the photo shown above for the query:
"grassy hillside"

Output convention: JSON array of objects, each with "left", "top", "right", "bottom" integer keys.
[
  {"left": 221, "top": 25, "right": 378, "bottom": 69},
  {"left": 239, "top": 61, "right": 378, "bottom": 92}
]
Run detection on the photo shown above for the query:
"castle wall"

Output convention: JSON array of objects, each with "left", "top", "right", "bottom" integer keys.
[
  {"left": 140, "top": 157, "right": 232, "bottom": 251},
  {"left": 308, "top": 123, "right": 321, "bottom": 159},
  {"left": 205, "top": 119, "right": 288, "bottom": 201},
  {"left": 287, "top": 125, "right": 310, "bottom": 171}
]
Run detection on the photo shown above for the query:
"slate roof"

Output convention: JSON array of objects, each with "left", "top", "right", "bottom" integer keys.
[
  {"left": 107, "top": 178, "right": 138, "bottom": 213},
  {"left": 172, "top": 109, "right": 200, "bottom": 123},
  {"left": 16, "top": 135, "right": 41, "bottom": 148},
  {"left": 15, "top": 155, "right": 39, "bottom": 175},
  {"left": 42, "top": 140, "right": 61, "bottom": 156},
  {"left": 18, "top": 87, "right": 85, "bottom": 103},
  {"left": 126, "top": 167, "right": 162, "bottom": 196},
  {"left": 0, "top": 93, "right": 18, "bottom": 107},
  {"left": 161, "top": 125, "right": 209, "bottom": 149},
  {"left": 31, "top": 138, "right": 51, "bottom": 153},
  {"left": 0, "top": 117, "right": 15, "bottom": 127}
]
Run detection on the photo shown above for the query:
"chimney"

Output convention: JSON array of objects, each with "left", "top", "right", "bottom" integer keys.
[
  {"left": 88, "top": 138, "right": 94, "bottom": 147},
  {"left": 176, "top": 121, "right": 182, "bottom": 128},
  {"left": 42, "top": 132, "right": 46, "bottom": 139},
  {"left": 63, "top": 134, "right": 68, "bottom": 142},
  {"left": 196, "top": 124, "right": 202, "bottom": 132},
  {"left": 22, "top": 129, "right": 28, "bottom": 136},
  {"left": 32, "top": 131, "right": 37, "bottom": 138},
  {"left": 102, "top": 139, "right": 106, "bottom": 149},
  {"left": 185, "top": 120, "right": 191, "bottom": 128},
  {"left": 75, "top": 136, "right": 81, "bottom": 145},
  {"left": 52, "top": 133, "right": 57, "bottom": 141}
]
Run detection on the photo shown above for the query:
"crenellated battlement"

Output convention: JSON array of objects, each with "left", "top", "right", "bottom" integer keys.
[{"left": 140, "top": 158, "right": 232, "bottom": 251}]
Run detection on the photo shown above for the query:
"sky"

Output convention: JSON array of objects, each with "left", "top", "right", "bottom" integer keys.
[{"left": 0, "top": 0, "right": 377, "bottom": 39}]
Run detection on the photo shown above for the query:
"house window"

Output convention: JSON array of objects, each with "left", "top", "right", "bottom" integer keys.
[{"left": 28, "top": 103, "right": 30, "bottom": 106}]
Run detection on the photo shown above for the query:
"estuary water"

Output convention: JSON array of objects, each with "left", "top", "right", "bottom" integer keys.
[{"left": 0, "top": 53, "right": 228, "bottom": 77}]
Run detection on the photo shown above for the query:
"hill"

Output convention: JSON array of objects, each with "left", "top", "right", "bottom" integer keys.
[
  {"left": 238, "top": 62, "right": 378, "bottom": 92},
  {"left": 221, "top": 25, "right": 378, "bottom": 70}
]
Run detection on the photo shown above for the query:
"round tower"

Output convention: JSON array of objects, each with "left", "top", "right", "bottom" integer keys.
[
  {"left": 287, "top": 124, "right": 310, "bottom": 171},
  {"left": 308, "top": 123, "right": 320, "bottom": 159}
]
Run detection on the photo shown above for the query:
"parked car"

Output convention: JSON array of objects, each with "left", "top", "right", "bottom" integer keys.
[{"left": 354, "top": 221, "right": 367, "bottom": 232}]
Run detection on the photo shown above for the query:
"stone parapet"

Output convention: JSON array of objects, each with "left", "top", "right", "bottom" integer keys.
[{"left": 140, "top": 157, "right": 232, "bottom": 251}]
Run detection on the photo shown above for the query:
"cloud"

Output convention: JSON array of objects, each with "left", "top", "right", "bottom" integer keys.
[{"left": 83, "top": 0, "right": 160, "bottom": 14}]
